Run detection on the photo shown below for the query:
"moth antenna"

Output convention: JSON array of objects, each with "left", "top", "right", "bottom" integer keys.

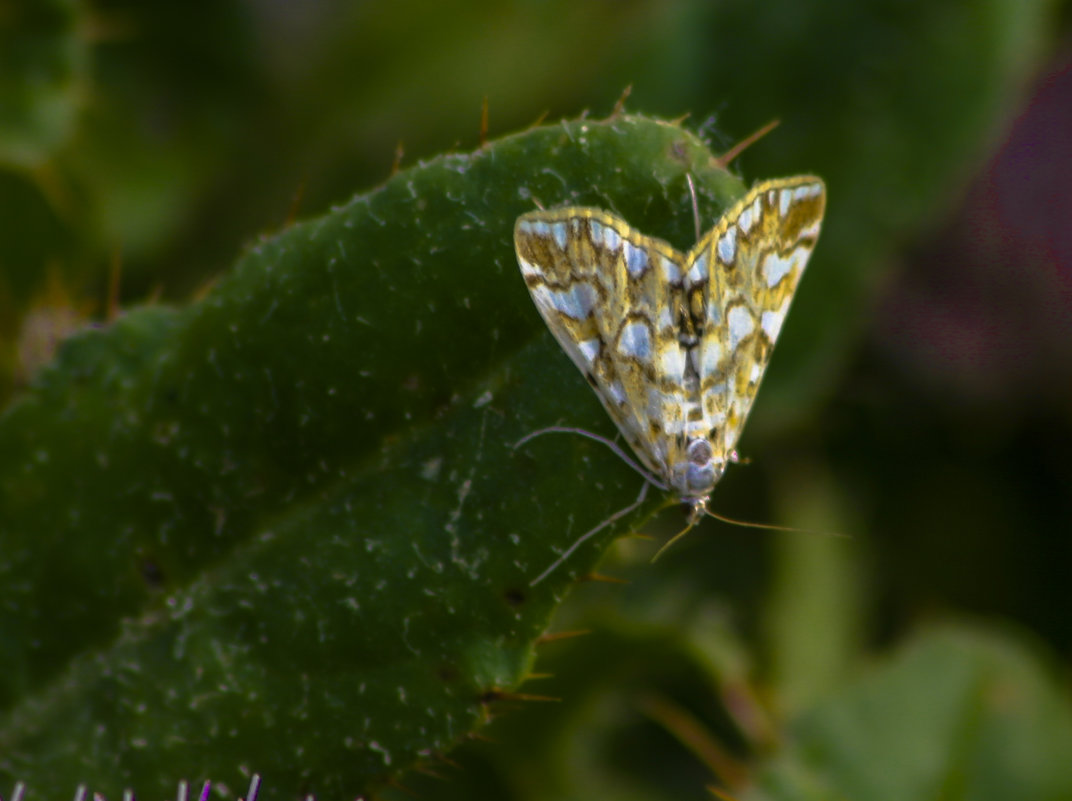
[
  {"left": 530, "top": 482, "right": 650, "bottom": 586},
  {"left": 686, "top": 173, "right": 701, "bottom": 242},
  {"left": 703, "top": 507, "right": 847, "bottom": 539},
  {"left": 651, "top": 506, "right": 844, "bottom": 565},
  {"left": 650, "top": 515, "right": 698, "bottom": 563},
  {"left": 514, "top": 426, "right": 668, "bottom": 491},
  {"left": 716, "top": 119, "right": 781, "bottom": 168}
]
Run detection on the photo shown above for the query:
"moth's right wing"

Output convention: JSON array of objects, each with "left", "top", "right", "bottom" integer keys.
[{"left": 684, "top": 176, "right": 826, "bottom": 458}]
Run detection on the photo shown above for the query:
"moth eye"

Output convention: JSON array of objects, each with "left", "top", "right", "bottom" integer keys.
[
  {"left": 686, "top": 437, "right": 713, "bottom": 465},
  {"left": 686, "top": 461, "right": 716, "bottom": 491}
]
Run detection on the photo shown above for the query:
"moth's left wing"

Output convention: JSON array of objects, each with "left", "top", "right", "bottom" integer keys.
[
  {"left": 684, "top": 176, "right": 826, "bottom": 457},
  {"left": 515, "top": 208, "right": 690, "bottom": 479}
]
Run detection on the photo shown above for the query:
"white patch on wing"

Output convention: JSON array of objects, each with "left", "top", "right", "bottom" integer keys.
[
  {"left": 761, "top": 304, "right": 788, "bottom": 341},
  {"left": 727, "top": 306, "right": 754, "bottom": 349},
  {"left": 661, "top": 255, "right": 682, "bottom": 285},
  {"left": 618, "top": 321, "right": 653, "bottom": 362},
  {"left": 701, "top": 340, "right": 723, "bottom": 376},
  {"left": 658, "top": 345, "right": 686, "bottom": 380},
  {"left": 520, "top": 220, "right": 547, "bottom": 238},
  {"left": 577, "top": 337, "right": 601, "bottom": 368},
  {"left": 687, "top": 251, "right": 708, "bottom": 286},
  {"left": 779, "top": 188, "right": 793, "bottom": 218},
  {"left": 717, "top": 227, "right": 736, "bottom": 265},
  {"left": 549, "top": 282, "right": 598, "bottom": 320},
  {"left": 603, "top": 224, "right": 622, "bottom": 253},
  {"left": 518, "top": 257, "right": 541, "bottom": 278},
  {"left": 624, "top": 240, "right": 650, "bottom": 278},
  {"left": 762, "top": 250, "right": 796, "bottom": 288},
  {"left": 737, "top": 204, "right": 754, "bottom": 235},
  {"left": 551, "top": 222, "right": 568, "bottom": 251}
]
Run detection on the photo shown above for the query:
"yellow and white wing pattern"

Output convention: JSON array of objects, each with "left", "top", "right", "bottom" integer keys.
[
  {"left": 514, "top": 209, "right": 689, "bottom": 481},
  {"left": 514, "top": 175, "right": 825, "bottom": 515},
  {"left": 685, "top": 176, "right": 826, "bottom": 470}
]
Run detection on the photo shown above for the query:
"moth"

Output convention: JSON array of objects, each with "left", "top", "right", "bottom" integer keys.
[{"left": 514, "top": 176, "right": 826, "bottom": 582}]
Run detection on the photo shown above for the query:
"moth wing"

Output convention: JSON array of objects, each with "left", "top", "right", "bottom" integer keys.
[
  {"left": 684, "top": 176, "right": 826, "bottom": 458},
  {"left": 515, "top": 208, "right": 690, "bottom": 480}
]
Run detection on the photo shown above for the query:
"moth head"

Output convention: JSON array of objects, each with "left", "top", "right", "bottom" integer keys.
[{"left": 681, "top": 436, "right": 723, "bottom": 498}]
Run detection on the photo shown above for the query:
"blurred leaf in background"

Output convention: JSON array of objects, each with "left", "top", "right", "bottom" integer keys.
[{"left": 2, "top": 0, "right": 1071, "bottom": 798}]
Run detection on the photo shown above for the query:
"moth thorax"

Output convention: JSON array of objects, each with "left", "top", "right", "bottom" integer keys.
[{"left": 684, "top": 437, "right": 720, "bottom": 494}]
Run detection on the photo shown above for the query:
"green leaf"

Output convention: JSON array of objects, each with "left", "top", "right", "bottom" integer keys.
[
  {"left": 747, "top": 625, "right": 1072, "bottom": 801},
  {"left": 0, "top": 114, "right": 751, "bottom": 798}
]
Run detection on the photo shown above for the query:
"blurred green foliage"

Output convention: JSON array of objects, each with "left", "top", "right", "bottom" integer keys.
[{"left": 1, "top": 0, "right": 1070, "bottom": 798}]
